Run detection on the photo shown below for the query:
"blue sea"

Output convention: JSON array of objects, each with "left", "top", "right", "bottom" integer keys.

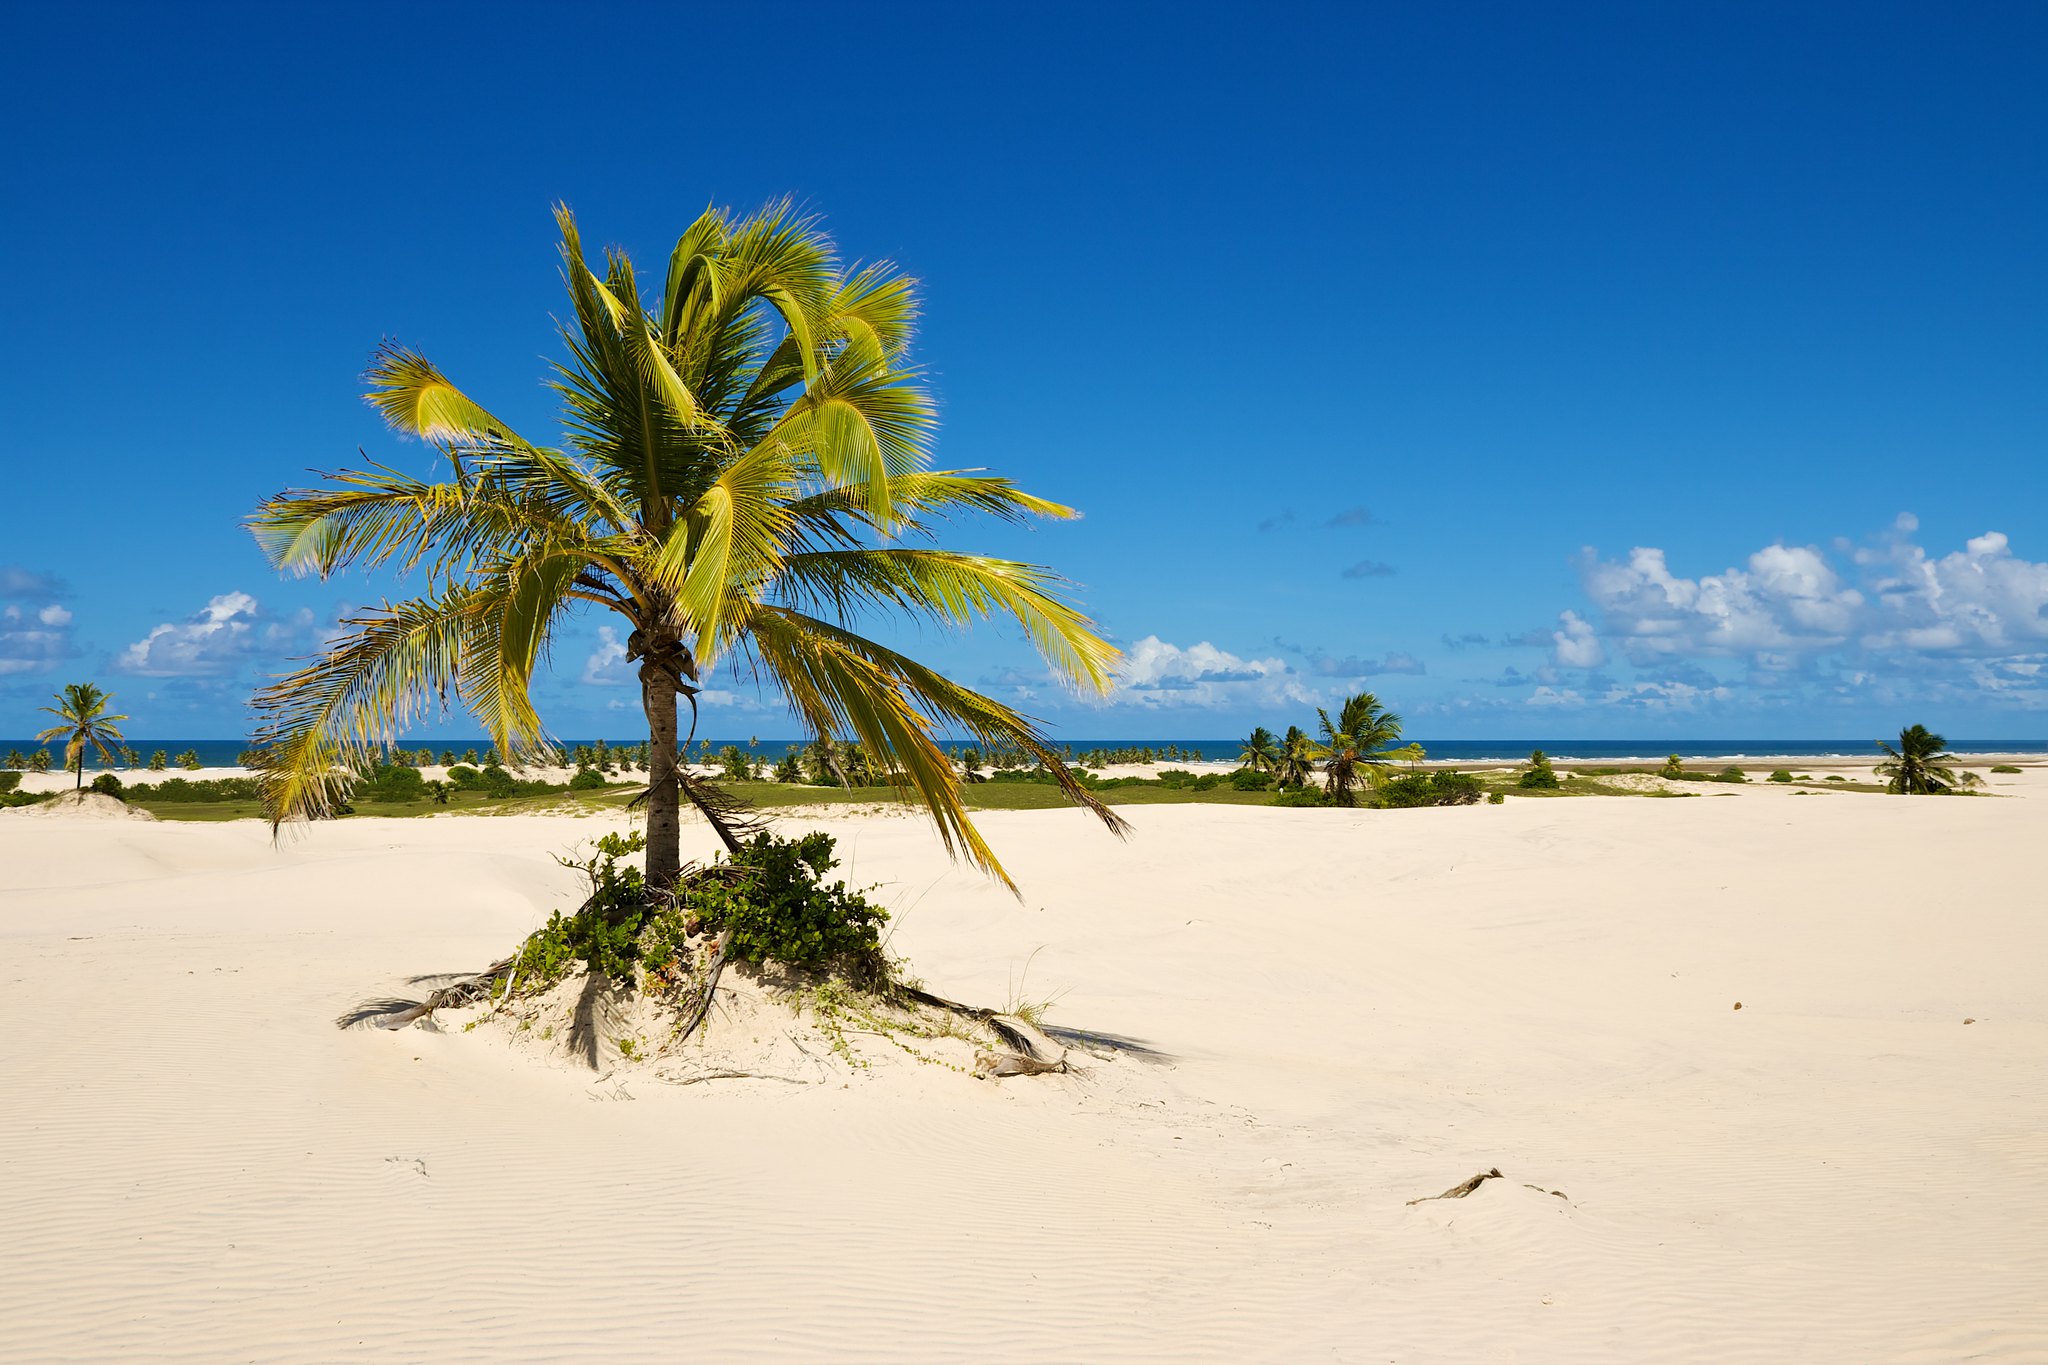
[{"left": 7, "top": 736, "right": 2045, "bottom": 769}]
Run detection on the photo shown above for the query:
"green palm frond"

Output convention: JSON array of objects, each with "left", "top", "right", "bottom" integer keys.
[{"left": 249, "top": 201, "right": 1119, "bottom": 889}]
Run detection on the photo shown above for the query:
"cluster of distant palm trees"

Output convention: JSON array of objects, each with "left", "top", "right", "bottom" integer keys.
[{"left": 1234, "top": 691, "right": 1421, "bottom": 806}]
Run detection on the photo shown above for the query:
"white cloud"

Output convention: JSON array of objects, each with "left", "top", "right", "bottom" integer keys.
[
  {"left": 1551, "top": 609, "right": 1606, "bottom": 668},
  {"left": 38, "top": 604, "right": 71, "bottom": 627},
  {"left": 1109, "top": 636, "right": 1320, "bottom": 710},
  {"left": 117, "top": 592, "right": 267, "bottom": 676},
  {"left": 583, "top": 625, "right": 631, "bottom": 685},
  {"left": 1578, "top": 542, "right": 1862, "bottom": 662}
]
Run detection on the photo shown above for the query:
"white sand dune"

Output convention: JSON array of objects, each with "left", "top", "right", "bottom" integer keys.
[{"left": 2, "top": 780, "right": 2044, "bottom": 1361}]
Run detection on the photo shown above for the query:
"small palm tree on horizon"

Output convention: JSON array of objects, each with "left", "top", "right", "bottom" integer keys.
[
  {"left": 1314, "top": 692, "right": 1404, "bottom": 806},
  {"left": 35, "top": 683, "right": 129, "bottom": 791},
  {"left": 1237, "top": 726, "right": 1281, "bottom": 775},
  {"left": 1275, "top": 725, "right": 1317, "bottom": 789},
  {"left": 1875, "top": 724, "right": 1962, "bottom": 794}
]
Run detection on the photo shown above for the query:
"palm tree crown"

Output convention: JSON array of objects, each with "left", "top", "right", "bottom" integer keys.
[
  {"left": 1875, "top": 724, "right": 1962, "bottom": 795},
  {"left": 1237, "top": 726, "right": 1280, "bottom": 774},
  {"left": 1313, "top": 692, "right": 1404, "bottom": 806},
  {"left": 249, "top": 202, "right": 1125, "bottom": 887},
  {"left": 35, "top": 682, "right": 128, "bottom": 790}
]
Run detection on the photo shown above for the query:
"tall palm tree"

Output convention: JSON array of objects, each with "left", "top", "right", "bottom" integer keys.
[
  {"left": 1275, "top": 725, "right": 1317, "bottom": 789},
  {"left": 1313, "top": 691, "right": 1404, "bottom": 806},
  {"left": 1237, "top": 726, "right": 1280, "bottom": 775},
  {"left": 1875, "top": 724, "right": 1962, "bottom": 795},
  {"left": 248, "top": 202, "right": 1126, "bottom": 889},
  {"left": 35, "top": 682, "right": 128, "bottom": 790}
]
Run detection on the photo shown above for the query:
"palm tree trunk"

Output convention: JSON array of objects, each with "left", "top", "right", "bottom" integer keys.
[{"left": 640, "top": 650, "right": 683, "bottom": 889}]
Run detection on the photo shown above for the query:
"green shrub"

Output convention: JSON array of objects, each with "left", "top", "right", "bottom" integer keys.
[
  {"left": 447, "top": 764, "right": 481, "bottom": 785},
  {"left": 1991, "top": 764, "right": 2022, "bottom": 774},
  {"left": 1155, "top": 768, "right": 1197, "bottom": 788},
  {"left": 1230, "top": 768, "right": 1275, "bottom": 791},
  {"left": 90, "top": 773, "right": 125, "bottom": 797},
  {"left": 123, "top": 777, "right": 261, "bottom": 803},
  {"left": 1374, "top": 771, "right": 1483, "bottom": 807},
  {"left": 358, "top": 764, "right": 427, "bottom": 801},
  {"left": 687, "top": 832, "right": 889, "bottom": 984},
  {"left": 1826, "top": 775, "right": 1847, "bottom": 783},
  {"left": 1769, "top": 769, "right": 1794, "bottom": 783},
  {"left": 1486, "top": 791, "right": 1505, "bottom": 804},
  {"left": 1517, "top": 765, "right": 1559, "bottom": 790},
  {"left": 568, "top": 768, "right": 605, "bottom": 791},
  {"left": 1708, "top": 766, "right": 1747, "bottom": 784},
  {"left": 1273, "top": 787, "right": 1331, "bottom": 807},
  {"left": 0, "top": 772, "right": 18, "bottom": 793},
  {"left": 0, "top": 789, "right": 51, "bottom": 809}
]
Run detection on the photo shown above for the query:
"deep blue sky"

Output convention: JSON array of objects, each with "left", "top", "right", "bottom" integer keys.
[{"left": 3, "top": 2, "right": 2044, "bottom": 741}]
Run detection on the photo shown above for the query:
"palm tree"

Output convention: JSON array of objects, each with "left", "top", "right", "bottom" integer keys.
[
  {"left": 248, "top": 202, "right": 1124, "bottom": 889},
  {"left": 1875, "top": 724, "right": 1962, "bottom": 794},
  {"left": 34, "top": 682, "right": 129, "bottom": 790},
  {"left": 1313, "top": 691, "right": 1404, "bottom": 806},
  {"left": 1276, "top": 725, "right": 1317, "bottom": 789},
  {"left": 1237, "top": 726, "right": 1280, "bottom": 775}
]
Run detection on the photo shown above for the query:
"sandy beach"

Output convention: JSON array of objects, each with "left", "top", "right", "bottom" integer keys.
[{"left": 2, "top": 778, "right": 2043, "bottom": 1363}]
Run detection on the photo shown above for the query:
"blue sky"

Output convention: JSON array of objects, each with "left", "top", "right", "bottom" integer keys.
[{"left": 3, "top": 2, "right": 2045, "bottom": 741}]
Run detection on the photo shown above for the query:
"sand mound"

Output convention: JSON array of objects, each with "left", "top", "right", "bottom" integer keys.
[{"left": 1, "top": 791, "right": 156, "bottom": 820}]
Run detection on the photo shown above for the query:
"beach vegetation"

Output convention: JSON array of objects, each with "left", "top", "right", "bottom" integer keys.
[
  {"left": 90, "top": 772, "right": 124, "bottom": 797},
  {"left": 35, "top": 682, "right": 129, "bottom": 790},
  {"left": 1875, "top": 725, "right": 1963, "bottom": 795},
  {"left": 1517, "top": 749, "right": 1560, "bottom": 789},
  {"left": 1314, "top": 692, "right": 1404, "bottom": 806},
  {"left": 1486, "top": 791, "right": 1505, "bottom": 804},
  {"left": 176, "top": 749, "right": 202, "bottom": 770},
  {"left": 1769, "top": 769, "right": 1794, "bottom": 783},
  {"left": 1237, "top": 726, "right": 1281, "bottom": 777},
  {"left": 2, "top": 749, "right": 23, "bottom": 770},
  {"left": 0, "top": 771, "right": 18, "bottom": 792},
  {"left": 1230, "top": 767, "right": 1275, "bottom": 790},
  {"left": 1373, "top": 770, "right": 1482, "bottom": 807},
  {"left": 1991, "top": 763, "right": 2022, "bottom": 774},
  {"left": 248, "top": 201, "right": 1121, "bottom": 896}
]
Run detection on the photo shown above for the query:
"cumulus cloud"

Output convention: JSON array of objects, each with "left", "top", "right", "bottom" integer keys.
[
  {"left": 582, "top": 625, "right": 631, "bottom": 685},
  {"left": 1551, "top": 609, "right": 1606, "bottom": 668},
  {"left": 1576, "top": 522, "right": 2048, "bottom": 667},
  {"left": 1110, "top": 636, "right": 1319, "bottom": 710},
  {"left": 117, "top": 592, "right": 288, "bottom": 676},
  {"left": 1307, "top": 650, "right": 1425, "bottom": 677},
  {"left": 1340, "top": 559, "right": 1397, "bottom": 580}
]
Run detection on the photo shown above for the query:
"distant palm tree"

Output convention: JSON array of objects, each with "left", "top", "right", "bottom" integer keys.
[
  {"left": 35, "top": 682, "right": 129, "bottom": 790},
  {"left": 1313, "top": 692, "right": 1404, "bottom": 806},
  {"left": 1875, "top": 725, "right": 1962, "bottom": 794},
  {"left": 1237, "top": 726, "right": 1280, "bottom": 775},
  {"left": 246, "top": 201, "right": 1123, "bottom": 891},
  {"left": 1273, "top": 725, "right": 1315, "bottom": 788}
]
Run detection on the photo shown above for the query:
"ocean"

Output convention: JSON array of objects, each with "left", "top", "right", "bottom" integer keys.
[{"left": 6, "top": 736, "right": 2045, "bottom": 769}]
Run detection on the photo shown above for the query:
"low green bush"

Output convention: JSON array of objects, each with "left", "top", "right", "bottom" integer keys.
[
  {"left": 1769, "top": 769, "right": 1794, "bottom": 783},
  {"left": 1273, "top": 787, "right": 1331, "bottom": 807},
  {"left": 125, "top": 777, "right": 262, "bottom": 802},
  {"left": 568, "top": 768, "right": 605, "bottom": 791},
  {"left": 1991, "top": 764, "right": 2022, "bottom": 774},
  {"left": 0, "top": 772, "right": 18, "bottom": 793},
  {"left": 1486, "top": 791, "right": 1506, "bottom": 804},
  {"left": 1374, "top": 771, "right": 1483, "bottom": 807},
  {"left": 90, "top": 773, "right": 125, "bottom": 796},
  {"left": 446, "top": 764, "right": 481, "bottom": 785},
  {"left": 686, "top": 832, "right": 889, "bottom": 985},
  {"left": 358, "top": 764, "right": 427, "bottom": 801},
  {"left": 1230, "top": 768, "right": 1275, "bottom": 790},
  {"left": 0, "top": 790, "right": 51, "bottom": 809},
  {"left": 1516, "top": 765, "right": 1559, "bottom": 790},
  {"left": 1709, "top": 766, "right": 1747, "bottom": 784},
  {"left": 1826, "top": 775, "right": 1847, "bottom": 783}
]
